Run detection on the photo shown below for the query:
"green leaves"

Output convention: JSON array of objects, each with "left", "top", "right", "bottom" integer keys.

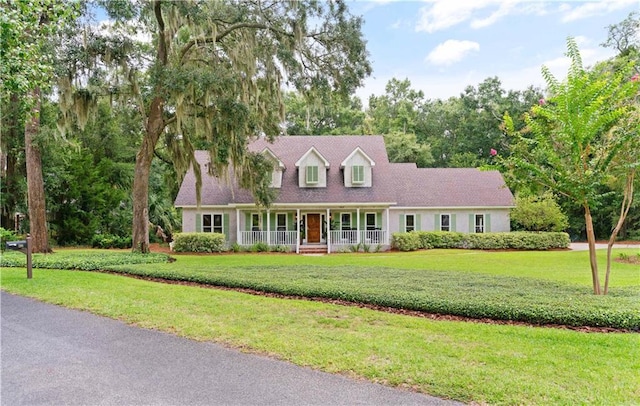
[{"left": 505, "top": 37, "right": 639, "bottom": 207}]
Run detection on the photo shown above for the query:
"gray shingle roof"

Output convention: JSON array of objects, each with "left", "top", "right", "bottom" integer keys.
[{"left": 174, "top": 135, "right": 514, "bottom": 208}]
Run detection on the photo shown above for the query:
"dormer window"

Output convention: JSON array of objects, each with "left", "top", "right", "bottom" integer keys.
[
  {"left": 295, "top": 147, "right": 329, "bottom": 188},
  {"left": 260, "top": 147, "right": 285, "bottom": 188},
  {"left": 341, "top": 147, "right": 375, "bottom": 188},
  {"left": 352, "top": 165, "right": 365, "bottom": 184},
  {"left": 306, "top": 165, "right": 319, "bottom": 184}
]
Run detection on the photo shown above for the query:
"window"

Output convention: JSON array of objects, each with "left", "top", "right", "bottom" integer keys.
[
  {"left": 352, "top": 165, "right": 365, "bottom": 184},
  {"left": 340, "top": 213, "right": 351, "bottom": 230},
  {"left": 251, "top": 213, "right": 261, "bottom": 231},
  {"left": 475, "top": 214, "right": 484, "bottom": 233},
  {"left": 306, "top": 165, "right": 318, "bottom": 184},
  {"left": 203, "top": 214, "right": 223, "bottom": 234},
  {"left": 440, "top": 214, "right": 450, "bottom": 232},
  {"left": 366, "top": 212, "right": 376, "bottom": 230},
  {"left": 276, "top": 213, "right": 287, "bottom": 231},
  {"left": 405, "top": 214, "right": 415, "bottom": 232}
]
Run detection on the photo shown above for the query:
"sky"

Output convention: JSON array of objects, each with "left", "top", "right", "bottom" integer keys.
[{"left": 348, "top": 0, "right": 639, "bottom": 102}]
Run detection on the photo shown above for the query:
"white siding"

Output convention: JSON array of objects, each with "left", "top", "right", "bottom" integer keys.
[
  {"left": 297, "top": 152, "right": 328, "bottom": 188},
  {"left": 388, "top": 209, "right": 511, "bottom": 234},
  {"left": 343, "top": 152, "right": 373, "bottom": 187}
]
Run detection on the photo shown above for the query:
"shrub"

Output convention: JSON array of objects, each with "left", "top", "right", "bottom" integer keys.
[
  {"left": 252, "top": 241, "right": 270, "bottom": 252},
  {"left": 172, "top": 233, "right": 227, "bottom": 253},
  {"left": 511, "top": 194, "right": 569, "bottom": 232},
  {"left": 391, "top": 232, "right": 423, "bottom": 251},
  {"left": 418, "top": 231, "right": 464, "bottom": 249},
  {"left": 0, "top": 227, "right": 19, "bottom": 251},
  {"left": 91, "top": 233, "right": 132, "bottom": 249},
  {"left": 392, "top": 231, "right": 570, "bottom": 251}
]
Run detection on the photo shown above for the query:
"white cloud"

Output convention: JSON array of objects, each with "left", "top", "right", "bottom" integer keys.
[
  {"left": 415, "top": 0, "right": 542, "bottom": 33},
  {"left": 425, "top": 40, "right": 480, "bottom": 66},
  {"left": 561, "top": 0, "right": 638, "bottom": 22}
]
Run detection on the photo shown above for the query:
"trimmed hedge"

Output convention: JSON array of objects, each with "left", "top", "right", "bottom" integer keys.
[
  {"left": 99, "top": 264, "right": 639, "bottom": 330},
  {"left": 393, "top": 231, "right": 570, "bottom": 251},
  {"left": 172, "top": 232, "right": 227, "bottom": 253},
  {"left": 391, "top": 232, "right": 423, "bottom": 251},
  {"left": 0, "top": 251, "right": 169, "bottom": 270}
]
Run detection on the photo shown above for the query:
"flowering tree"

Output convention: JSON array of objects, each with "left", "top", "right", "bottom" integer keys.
[{"left": 503, "top": 38, "right": 639, "bottom": 295}]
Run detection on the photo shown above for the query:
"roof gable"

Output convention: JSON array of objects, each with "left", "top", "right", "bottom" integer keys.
[
  {"left": 294, "top": 146, "right": 330, "bottom": 168},
  {"left": 261, "top": 147, "right": 285, "bottom": 169},
  {"left": 340, "top": 146, "right": 375, "bottom": 167}
]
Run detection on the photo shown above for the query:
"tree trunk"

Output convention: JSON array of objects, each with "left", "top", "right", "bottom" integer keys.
[
  {"left": 131, "top": 0, "right": 168, "bottom": 253},
  {"left": 131, "top": 97, "right": 165, "bottom": 253},
  {"left": 25, "top": 87, "right": 51, "bottom": 253},
  {"left": 604, "top": 171, "right": 635, "bottom": 295},
  {"left": 584, "top": 204, "right": 601, "bottom": 295}
]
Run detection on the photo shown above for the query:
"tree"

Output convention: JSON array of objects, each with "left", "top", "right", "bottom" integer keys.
[
  {"left": 1, "top": 0, "right": 80, "bottom": 252},
  {"left": 420, "top": 78, "right": 542, "bottom": 168},
  {"left": 367, "top": 78, "right": 424, "bottom": 135},
  {"left": 503, "top": 37, "right": 639, "bottom": 295},
  {"left": 59, "top": 0, "right": 371, "bottom": 252},
  {"left": 283, "top": 91, "right": 366, "bottom": 135},
  {"left": 383, "top": 132, "right": 433, "bottom": 167}
]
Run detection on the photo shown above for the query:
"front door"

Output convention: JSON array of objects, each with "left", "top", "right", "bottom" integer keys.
[{"left": 306, "top": 214, "right": 321, "bottom": 243}]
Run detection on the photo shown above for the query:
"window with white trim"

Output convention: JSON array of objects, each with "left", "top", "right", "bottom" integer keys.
[
  {"left": 475, "top": 214, "right": 485, "bottom": 233},
  {"left": 440, "top": 214, "right": 450, "bottom": 232},
  {"left": 203, "top": 214, "right": 223, "bottom": 234},
  {"left": 341, "top": 213, "right": 352, "bottom": 230},
  {"left": 352, "top": 165, "right": 365, "bottom": 184},
  {"left": 251, "top": 213, "right": 261, "bottom": 231},
  {"left": 405, "top": 214, "right": 415, "bottom": 232},
  {"left": 276, "top": 213, "right": 287, "bottom": 231},
  {"left": 306, "top": 165, "right": 318, "bottom": 184},
  {"left": 365, "top": 212, "right": 376, "bottom": 230}
]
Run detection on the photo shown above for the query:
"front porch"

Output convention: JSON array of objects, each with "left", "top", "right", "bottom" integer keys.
[{"left": 236, "top": 207, "right": 390, "bottom": 253}]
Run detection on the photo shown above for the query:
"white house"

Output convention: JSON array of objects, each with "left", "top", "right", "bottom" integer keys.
[{"left": 174, "top": 135, "right": 515, "bottom": 253}]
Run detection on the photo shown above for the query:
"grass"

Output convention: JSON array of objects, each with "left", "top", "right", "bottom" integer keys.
[
  {"left": 1, "top": 266, "right": 638, "bottom": 405},
  {"left": 1, "top": 248, "right": 639, "bottom": 403},
  {"left": 2, "top": 248, "right": 639, "bottom": 328}
]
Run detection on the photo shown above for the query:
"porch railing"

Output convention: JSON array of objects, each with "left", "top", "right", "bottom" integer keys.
[
  {"left": 239, "top": 231, "right": 297, "bottom": 246},
  {"left": 329, "top": 230, "right": 387, "bottom": 246},
  {"left": 240, "top": 230, "right": 387, "bottom": 247}
]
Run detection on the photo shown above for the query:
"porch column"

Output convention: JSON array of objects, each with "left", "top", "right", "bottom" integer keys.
[
  {"left": 296, "top": 208, "right": 300, "bottom": 254},
  {"left": 356, "top": 208, "right": 360, "bottom": 244},
  {"left": 236, "top": 209, "right": 241, "bottom": 245},
  {"left": 266, "top": 209, "right": 271, "bottom": 246},
  {"left": 326, "top": 208, "right": 331, "bottom": 254},
  {"left": 386, "top": 208, "right": 390, "bottom": 244}
]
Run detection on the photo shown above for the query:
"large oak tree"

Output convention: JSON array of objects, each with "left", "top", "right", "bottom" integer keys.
[{"left": 60, "top": 0, "right": 371, "bottom": 252}]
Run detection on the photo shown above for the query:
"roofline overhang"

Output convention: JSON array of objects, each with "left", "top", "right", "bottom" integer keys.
[
  {"left": 294, "top": 146, "right": 330, "bottom": 167},
  {"left": 340, "top": 146, "right": 376, "bottom": 167},
  {"left": 176, "top": 202, "right": 398, "bottom": 209},
  {"left": 390, "top": 205, "right": 515, "bottom": 210}
]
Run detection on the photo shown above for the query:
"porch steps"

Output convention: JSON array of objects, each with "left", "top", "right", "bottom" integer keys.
[{"left": 298, "top": 245, "right": 328, "bottom": 254}]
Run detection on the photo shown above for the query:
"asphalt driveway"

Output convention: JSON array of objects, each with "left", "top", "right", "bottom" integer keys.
[{"left": 1, "top": 292, "right": 460, "bottom": 405}]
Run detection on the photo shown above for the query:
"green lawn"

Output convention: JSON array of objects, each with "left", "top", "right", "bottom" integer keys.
[
  {"left": 1, "top": 248, "right": 639, "bottom": 403},
  {"left": 1, "top": 265, "right": 638, "bottom": 405}
]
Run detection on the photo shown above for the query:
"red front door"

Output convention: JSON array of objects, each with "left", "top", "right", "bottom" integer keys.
[{"left": 306, "top": 214, "right": 321, "bottom": 243}]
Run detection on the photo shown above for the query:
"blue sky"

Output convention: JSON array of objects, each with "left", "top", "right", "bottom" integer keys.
[{"left": 349, "top": 0, "right": 639, "bottom": 101}]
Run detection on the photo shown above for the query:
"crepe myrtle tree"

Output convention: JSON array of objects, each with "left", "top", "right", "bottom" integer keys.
[
  {"left": 58, "top": 0, "right": 371, "bottom": 252},
  {"left": 503, "top": 38, "right": 639, "bottom": 295}
]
